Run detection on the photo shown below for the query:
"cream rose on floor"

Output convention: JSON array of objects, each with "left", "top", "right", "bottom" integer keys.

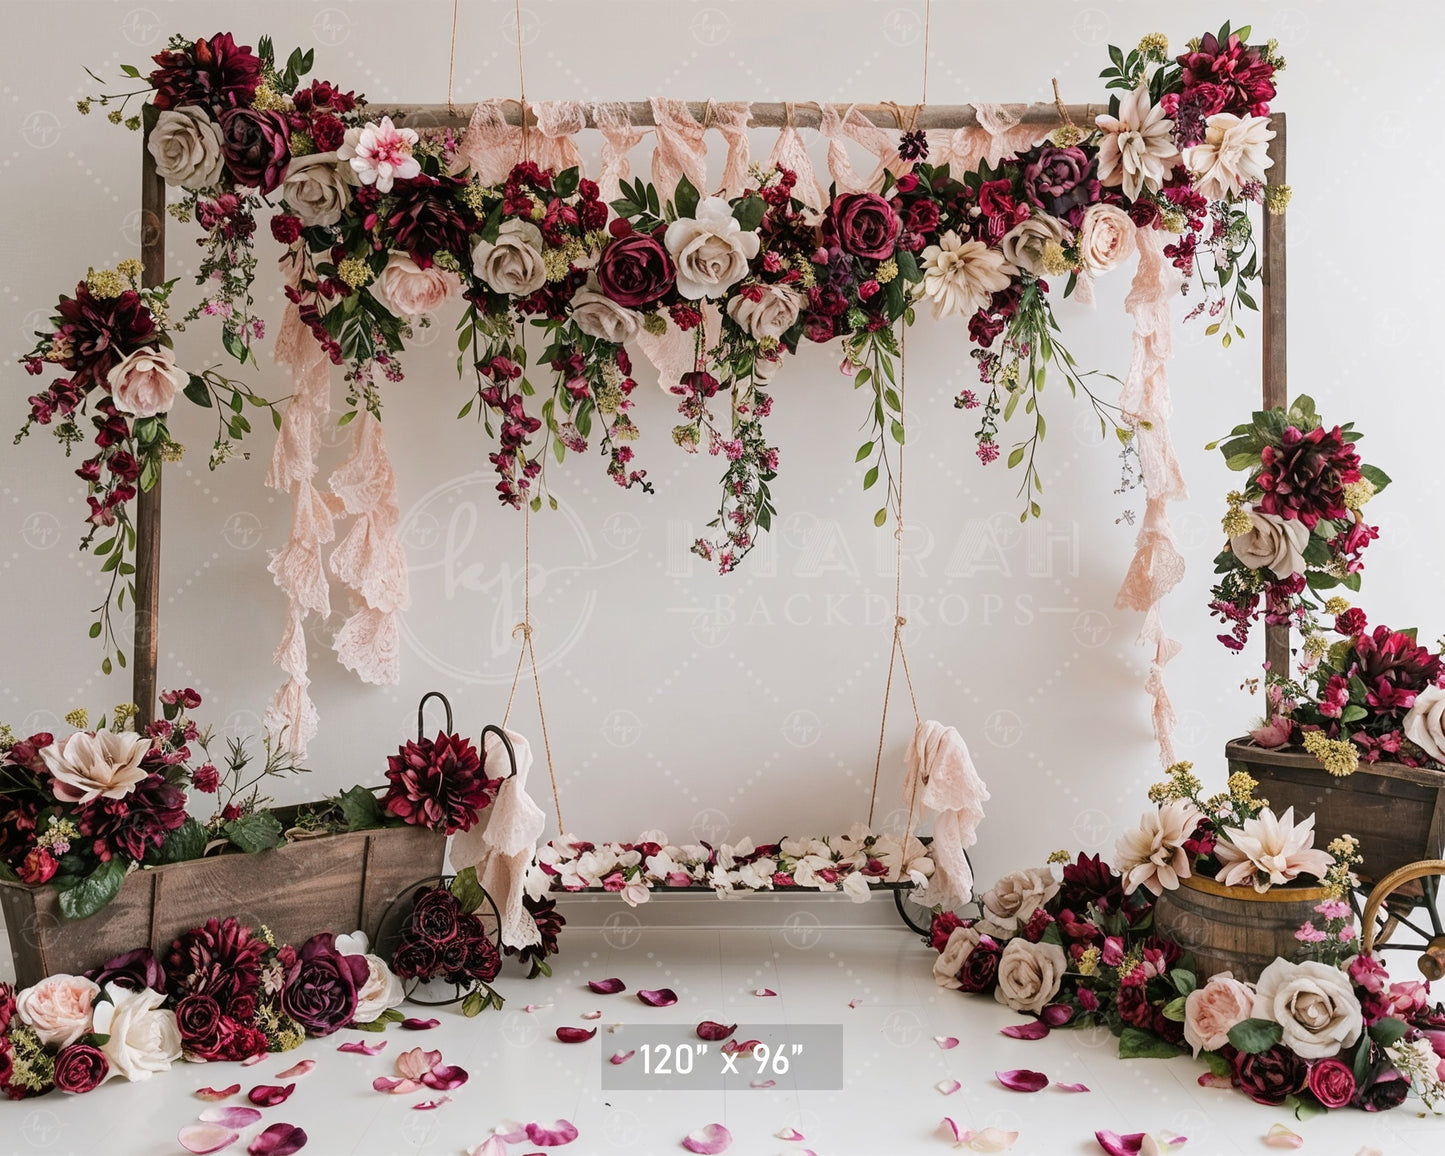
[
  {"left": 376, "top": 253, "right": 460, "bottom": 319},
  {"left": 1253, "top": 958, "right": 1363, "bottom": 1059},
  {"left": 147, "top": 106, "right": 225, "bottom": 190},
  {"left": 335, "top": 931, "right": 406, "bottom": 1024},
  {"left": 1094, "top": 84, "right": 1179, "bottom": 199},
  {"left": 571, "top": 277, "right": 644, "bottom": 344},
  {"left": 1115, "top": 798, "right": 1201, "bottom": 896},
  {"left": 919, "top": 231, "right": 1014, "bottom": 320},
  {"left": 1229, "top": 508, "right": 1309, "bottom": 578},
  {"left": 15, "top": 974, "right": 100, "bottom": 1048},
  {"left": 92, "top": 982, "right": 182, "bottom": 1082},
  {"left": 1404, "top": 685, "right": 1445, "bottom": 764},
  {"left": 665, "top": 196, "right": 760, "bottom": 300},
  {"left": 1185, "top": 113, "right": 1275, "bottom": 200},
  {"left": 1078, "top": 204, "right": 1137, "bottom": 276},
  {"left": 106, "top": 345, "right": 185, "bottom": 419},
  {"left": 472, "top": 218, "right": 547, "bottom": 297},
  {"left": 280, "top": 152, "right": 356, "bottom": 227},
  {"left": 727, "top": 283, "right": 803, "bottom": 342},
  {"left": 975, "top": 868, "right": 1059, "bottom": 938},
  {"left": 1000, "top": 213, "right": 1068, "bottom": 278},
  {"left": 1183, "top": 973, "right": 1255, "bottom": 1056},
  {"left": 993, "top": 939, "right": 1067, "bottom": 1014},
  {"left": 40, "top": 728, "right": 152, "bottom": 804}
]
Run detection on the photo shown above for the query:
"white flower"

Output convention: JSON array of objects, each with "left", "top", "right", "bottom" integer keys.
[
  {"left": 1115, "top": 798, "right": 1201, "bottom": 896},
  {"left": 1230, "top": 508, "right": 1310, "bottom": 579},
  {"left": 106, "top": 345, "right": 185, "bottom": 420},
  {"left": 92, "top": 982, "right": 181, "bottom": 1082},
  {"left": 727, "top": 282, "right": 803, "bottom": 341},
  {"left": 472, "top": 218, "right": 547, "bottom": 297},
  {"left": 338, "top": 116, "right": 420, "bottom": 193},
  {"left": 280, "top": 152, "right": 356, "bottom": 228},
  {"left": 1094, "top": 85, "right": 1179, "bottom": 200},
  {"left": 918, "top": 231, "right": 1014, "bottom": 320},
  {"left": 664, "top": 196, "right": 760, "bottom": 300},
  {"left": 40, "top": 729, "right": 152, "bottom": 805},
  {"left": 1078, "top": 204, "right": 1137, "bottom": 275},
  {"left": 1185, "top": 113, "right": 1275, "bottom": 200},
  {"left": 1404, "top": 685, "right": 1445, "bottom": 765},
  {"left": 571, "top": 277, "right": 643, "bottom": 344},
  {"left": 15, "top": 975, "right": 99, "bottom": 1048},
  {"left": 620, "top": 880, "right": 651, "bottom": 906},
  {"left": 1214, "top": 806, "right": 1333, "bottom": 892},
  {"left": 841, "top": 871, "right": 872, "bottom": 903},
  {"left": 147, "top": 107, "right": 225, "bottom": 190},
  {"left": 999, "top": 213, "right": 1069, "bottom": 278},
  {"left": 1253, "top": 958, "right": 1363, "bottom": 1059},
  {"left": 336, "top": 931, "right": 406, "bottom": 1024}
]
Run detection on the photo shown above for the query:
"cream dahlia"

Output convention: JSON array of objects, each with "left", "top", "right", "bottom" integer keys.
[
  {"left": 1094, "top": 85, "right": 1179, "bottom": 200},
  {"left": 1213, "top": 806, "right": 1333, "bottom": 893},
  {"left": 40, "top": 729, "right": 152, "bottom": 805},
  {"left": 918, "top": 231, "right": 1014, "bottom": 320},
  {"left": 1185, "top": 113, "right": 1275, "bottom": 201},
  {"left": 1115, "top": 798, "right": 1201, "bottom": 896}
]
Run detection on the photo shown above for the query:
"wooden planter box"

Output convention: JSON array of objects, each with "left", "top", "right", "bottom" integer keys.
[
  {"left": 1153, "top": 873, "right": 1332, "bottom": 983},
  {"left": 1225, "top": 738, "right": 1445, "bottom": 881},
  {"left": 0, "top": 824, "right": 444, "bottom": 990}
]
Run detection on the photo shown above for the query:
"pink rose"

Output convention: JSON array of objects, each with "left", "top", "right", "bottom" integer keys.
[
  {"left": 1183, "top": 973, "right": 1255, "bottom": 1057},
  {"left": 15, "top": 974, "right": 101, "bottom": 1048},
  {"left": 376, "top": 253, "right": 460, "bottom": 318},
  {"left": 1078, "top": 203, "right": 1136, "bottom": 275},
  {"left": 106, "top": 345, "right": 184, "bottom": 418}
]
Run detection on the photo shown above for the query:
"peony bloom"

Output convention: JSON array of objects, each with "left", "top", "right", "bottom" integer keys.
[
  {"left": 828, "top": 192, "right": 902, "bottom": 260},
  {"left": 1115, "top": 798, "right": 1201, "bottom": 896},
  {"left": 76, "top": 771, "right": 187, "bottom": 863},
  {"left": 1077, "top": 204, "right": 1137, "bottom": 275},
  {"left": 596, "top": 233, "right": 675, "bottom": 308},
  {"left": 1094, "top": 85, "right": 1179, "bottom": 199},
  {"left": 338, "top": 116, "right": 420, "bottom": 193},
  {"left": 570, "top": 278, "right": 644, "bottom": 344},
  {"left": 219, "top": 108, "right": 291, "bottom": 194},
  {"left": 283, "top": 932, "right": 369, "bottom": 1036},
  {"left": 471, "top": 218, "right": 547, "bottom": 298},
  {"left": 1183, "top": 973, "right": 1254, "bottom": 1056},
  {"left": 1213, "top": 806, "right": 1333, "bottom": 892},
  {"left": 40, "top": 729, "right": 152, "bottom": 804},
  {"left": 664, "top": 196, "right": 761, "bottom": 300},
  {"left": 975, "top": 867, "right": 1060, "bottom": 938},
  {"left": 1229, "top": 508, "right": 1310, "bottom": 578},
  {"left": 727, "top": 282, "right": 803, "bottom": 341},
  {"left": 1185, "top": 113, "right": 1275, "bottom": 200},
  {"left": 993, "top": 938, "right": 1067, "bottom": 1014},
  {"left": 918, "top": 231, "right": 1015, "bottom": 321},
  {"left": 1000, "top": 212, "right": 1068, "bottom": 278},
  {"left": 1405, "top": 685, "right": 1445, "bottom": 765},
  {"left": 15, "top": 975, "right": 100, "bottom": 1048},
  {"left": 106, "top": 344, "right": 185, "bottom": 419},
  {"left": 91, "top": 982, "right": 182, "bottom": 1082},
  {"left": 1252, "top": 957, "right": 1363, "bottom": 1059},
  {"left": 376, "top": 253, "right": 460, "bottom": 318},
  {"left": 280, "top": 152, "right": 356, "bottom": 227},
  {"left": 148, "top": 106, "right": 226, "bottom": 190}
]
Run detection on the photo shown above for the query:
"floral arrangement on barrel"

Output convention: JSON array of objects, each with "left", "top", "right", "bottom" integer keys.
[
  {"left": 533, "top": 826, "right": 933, "bottom": 906},
  {"left": 45, "top": 21, "right": 1289, "bottom": 577},
  {"left": 14, "top": 264, "right": 279, "bottom": 670},
  {"left": 0, "top": 691, "right": 306, "bottom": 919},
  {"left": 1207, "top": 394, "right": 1390, "bottom": 654},
  {"left": 0, "top": 915, "right": 408, "bottom": 1099}
]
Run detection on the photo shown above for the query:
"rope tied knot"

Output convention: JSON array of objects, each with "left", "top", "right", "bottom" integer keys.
[
  {"left": 511, "top": 622, "right": 533, "bottom": 640},
  {"left": 895, "top": 615, "right": 908, "bottom": 630}
]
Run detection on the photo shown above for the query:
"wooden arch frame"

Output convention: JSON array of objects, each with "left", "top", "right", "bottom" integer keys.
[{"left": 129, "top": 101, "right": 1288, "bottom": 722}]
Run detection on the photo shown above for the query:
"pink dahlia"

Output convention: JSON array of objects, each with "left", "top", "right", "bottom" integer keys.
[
  {"left": 382, "top": 732, "right": 494, "bottom": 834},
  {"left": 1351, "top": 626, "right": 1445, "bottom": 718},
  {"left": 1177, "top": 32, "right": 1277, "bottom": 118}
]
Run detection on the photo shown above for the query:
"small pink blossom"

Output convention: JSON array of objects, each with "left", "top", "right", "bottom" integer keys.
[{"left": 339, "top": 116, "right": 421, "bottom": 193}]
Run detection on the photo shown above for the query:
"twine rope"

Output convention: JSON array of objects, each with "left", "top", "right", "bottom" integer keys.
[{"left": 446, "top": 0, "right": 460, "bottom": 113}]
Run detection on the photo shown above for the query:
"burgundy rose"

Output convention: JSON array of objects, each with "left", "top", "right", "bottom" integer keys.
[
  {"left": 1021, "top": 144, "right": 1100, "bottom": 226},
  {"left": 282, "top": 932, "right": 368, "bottom": 1036},
  {"left": 465, "top": 930, "right": 502, "bottom": 984},
  {"left": 904, "top": 199, "right": 941, "bottom": 236},
  {"left": 410, "top": 887, "right": 462, "bottom": 945},
  {"left": 88, "top": 947, "right": 166, "bottom": 993},
  {"left": 391, "top": 939, "right": 438, "bottom": 981},
  {"left": 1233, "top": 1044, "right": 1309, "bottom": 1106},
  {"left": 52, "top": 1043, "right": 108, "bottom": 1094},
  {"left": 175, "top": 993, "right": 224, "bottom": 1054},
  {"left": 597, "top": 234, "right": 676, "bottom": 308},
  {"left": 956, "top": 935, "right": 1002, "bottom": 994},
  {"left": 219, "top": 108, "right": 291, "bottom": 194},
  {"left": 1356, "top": 1067, "right": 1410, "bottom": 1112},
  {"left": 930, "top": 911, "right": 967, "bottom": 953},
  {"left": 1307, "top": 1057, "right": 1357, "bottom": 1109},
  {"left": 828, "top": 192, "right": 902, "bottom": 260},
  {"left": 17, "top": 848, "right": 58, "bottom": 885}
]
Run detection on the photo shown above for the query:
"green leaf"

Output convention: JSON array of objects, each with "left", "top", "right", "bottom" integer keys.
[
  {"left": 1007, "top": 446, "right": 1025, "bottom": 469},
  {"left": 1170, "top": 969, "right": 1197, "bottom": 997},
  {"left": 1227, "top": 1017, "right": 1283, "bottom": 1055},
  {"left": 337, "top": 784, "right": 385, "bottom": 831},
  {"left": 553, "top": 166, "right": 580, "bottom": 198},
  {"left": 57, "top": 858, "right": 126, "bottom": 920},
  {"left": 895, "top": 249, "right": 922, "bottom": 284},
  {"left": 1161, "top": 995, "right": 1188, "bottom": 1023},
  {"left": 223, "top": 811, "right": 286, "bottom": 854},
  {"left": 1202, "top": 1050, "right": 1233, "bottom": 1078},
  {"left": 155, "top": 816, "right": 208, "bottom": 865},
  {"left": 1117, "top": 1026, "right": 1184, "bottom": 1059},
  {"left": 184, "top": 375, "right": 212, "bottom": 408},
  {"left": 855, "top": 441, "right": 874, "bottom": 462},
  {"left": 89, "top": 621, "right": 103, "bottom": 638},
  {"left": 731, "top": 193, "right": 765, "bottom": 231},
  {"left": 349, "top": 1017, "right": 387, "bottom": 1032},
  {"left": 0, "top": 860, "right": 18, "bottom": 882},
  {"left": 1293, "top": 1094, "right": 1327, "bottom": 1122},
  {"left": 674, "top": 173, "right": 700, "bottom": 220},
  {"left": 863, "top": 465, "right": 879, "bottom": 491},
  {"left": 889, "top": 420, "right": 905, "bottom": 445},
  {"left": 1360, "top": 463, "right": 1391, "bottom": 492},
  {"left": 451, "top": 865, "right": 486, "bottom": 914},
  {"left": 462, "top": 989, "right": 486, "bottom": 1017},
  {"left": 873, "top": 507, "right": 888, "bottom": 528},
  {"left": 1369, "top": 1016, "right": 1409, "bottom": 1047}
]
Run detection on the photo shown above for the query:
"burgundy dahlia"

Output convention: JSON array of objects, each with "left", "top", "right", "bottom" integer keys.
[
  {"left": 219, "top": 108, "right": 292, "bottom": 195},
  {"left": 385, "top": 175, "right": 474, "bottom": 267},
  {"left": 54, "top": 281, "right": 160, "bottom": 388},
  {"left": 1255, "top": 424, "right": 1361, "bottom": 528},
  {"left": 1177, "top": 32, "right": 1277, "bottom": 118},
  {"left": 1350, "top": 625, "right": 1445, "bottom": 719},
  {"left": 382, "top": 731, "right": 493, "bottom": 834},
  {"left": 76, "top": 771, "right": 187, "bottom": 863},
  {"left": 149, "top": 32, "right": 264, "bottom": 113},
  {"left": 0, "top": 982, "right": 14, "bottom": 1035},
  {"left": 88, "top": 947, "right": 166, "bottom": 993},
  {"left": 1057, "top": 852, "right": 1124, "bottom": 916},
  {"left": 167, "top": 916, "right": 267, "bottom": 1013}
]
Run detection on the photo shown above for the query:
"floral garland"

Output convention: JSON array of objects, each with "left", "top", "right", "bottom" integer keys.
[{"left": 531, "top": 827, "right": 933, "bottom": 906}]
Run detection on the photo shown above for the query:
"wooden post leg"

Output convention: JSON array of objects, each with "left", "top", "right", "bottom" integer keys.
[
  {"left": 1261, "top": 113, "right": 1289, "bottom": 693},
  {"left": 134, "top": 138, "right": 166, "bottom": 725}
]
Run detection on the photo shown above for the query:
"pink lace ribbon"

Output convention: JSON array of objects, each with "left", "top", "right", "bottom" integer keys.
[
  {"left": 818, "top": 103, "right": 904, "bottom": 192},
  {"left": 927, "top": 103, "right": 1046, "bottom": 172},
  {"left": 649, "top": 97, "right": 708, "bottom": 196},
  {"left": 763, "top": 104, "right": 824, "bottom": 209},
  {"left": 1115, "top": 229, "right": 1188, "bottom": 765},
  {"left": 593, "top": 101, "right": 645, "bottom": 200},
  {"left": 457, "top": 99, "right": 586, "bottom": 184},
  {"left": 709, "top": 101, "right": 752, "bottom": 197}
]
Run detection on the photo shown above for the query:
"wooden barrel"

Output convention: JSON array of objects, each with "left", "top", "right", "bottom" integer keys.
[{"left": 1152, "top": 874, "right": 1333, "bottom": 983}]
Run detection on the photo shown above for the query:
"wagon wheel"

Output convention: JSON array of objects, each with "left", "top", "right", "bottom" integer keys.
[
  {"left": 894, "top": 848, "right": 978, "bottom": 935},
  {"left": 1360, "top": 859, "right": 1445, "bottom": 980},
  {"left": 374, "top": 874, "right": 503, "bottom": 1007}
]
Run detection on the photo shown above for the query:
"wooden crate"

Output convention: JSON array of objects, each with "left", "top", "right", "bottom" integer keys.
[
  {"left": 1225, "top": 738, "right": 1445, "bottom": 881},
  {"left": 1, "top": 825, "right": 444, "bottom": 990}
]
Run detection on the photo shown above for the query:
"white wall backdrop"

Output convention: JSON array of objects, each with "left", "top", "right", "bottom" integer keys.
[{"left": 2, "top": 0, "right": 1441, "bottom": 891}]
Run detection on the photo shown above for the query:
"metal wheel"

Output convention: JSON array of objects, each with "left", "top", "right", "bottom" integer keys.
[
  {"left": 373, "top": 874, "right": 503, "bottom": 1006},
  {"left": 1360, "top": 859, "right": 1445, "bottom": 980},
  {"left": 894, "top": 849, "right": 978, "bottom": 934}
]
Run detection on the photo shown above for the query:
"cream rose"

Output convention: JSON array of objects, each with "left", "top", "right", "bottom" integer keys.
[
  {"left": 280, "top": 152, "right": 356, "bottom": 227},
  {"left": 1230, "top": 509, "right": 1309, "bottom": 578},
  {"left": 148, "top": 106, "right": 225, "bottom": 190},
  {"left": 1405, "top": 685, "right": 1445, "bottom": 765},
  {"left": 1078, "top": 204, "right": 1137, "bottom": 275},
  {"left": 571, "top": 278, "right": 643, "bottom": 344},
  {"left": 40, "top": 728, "right": 152, "bottom": 805},
  {"left": 993, "top": 939, "right": 1067, "bottom": 1015},
  {"left": 334, "top": 931, "right": 405, "bottom": 1024},
  {"left": 726, "top": 283, "right": 803, "bottom": 341},
  {"left": 107, "top": 345, "right": 184, "bottom": 419},
  {"left": 1000, "top": 213, "right": 1068, "bottom": 277},
  {"left": 975, "top": 867, "right": 1059, "bottom": 938},
  {"left": 92, "top": 982, "right": 182, "bottom": 1082},
  {"left": 375, "top": 253, "right": 460, "bottom": 319},
  {"left": 1183, "top": 973, "right": 1255, "bottom": 1056},
  {"left": 472, "top": 218, "right": 547, "bottom": 297},
  {"left": 15, "top": 975, "right": 100, "bottom": 1048},
  {"left": 933, "top": 926, "right": 986, "bottom": 991},
  {"left": 1253, "top": 958, "right": 1363, "bottom": 1059},
  {"left": 664, "top": 196, "right": 760, "bottom": 300}
]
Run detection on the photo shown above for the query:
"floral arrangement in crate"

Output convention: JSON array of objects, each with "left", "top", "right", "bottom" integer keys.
[
  {"left": 532, "top": 826, "right": 932, "bottom": 906},
  {"left": 1207, "top": 394, "right": 1390, "bottom": 653},
  {"left": 33, "top": 21, "right": 1289, "bottom": 581}
]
